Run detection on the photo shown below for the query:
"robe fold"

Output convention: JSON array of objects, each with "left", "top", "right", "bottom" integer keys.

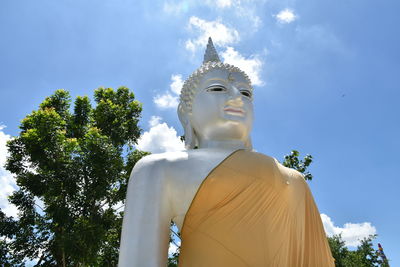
[{"left": 178, "top": 150, "right": 334, "bottom": 267}]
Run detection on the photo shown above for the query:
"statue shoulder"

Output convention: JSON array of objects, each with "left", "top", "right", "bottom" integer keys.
[
  {"left": 133, "top": 151, "right": 190, "bottom": 176},
  {"left": 126, "top": 151, "right": 191, "bottom": 204},
  {"left": 134, "top": 149, "right": 228, "bottom": 169},
  {"left": 272, "top": 159, "right": 309, "bottom": 188}
]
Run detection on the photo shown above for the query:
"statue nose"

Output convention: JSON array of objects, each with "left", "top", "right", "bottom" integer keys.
[{"left": 227, "top": 86, "right": 244, "bottom": 106}]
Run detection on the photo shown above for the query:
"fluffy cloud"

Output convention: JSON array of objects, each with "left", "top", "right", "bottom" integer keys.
[
  {"left": 153, "top": 74, "right": 183, "bottom": 109},
  {"left": 169, "top": 74, "right": 184, "bottom": 95},
  {"left": 0, "top": 126, "right": 11, "bottom": 171},
  {"left": 185, "top": 16, "right": 240, "bottom": 52},
  {"left": 215, "top": 0, "right": 232, "bottom": 8},
  {"left": 321, "top": 213, "right": 377, "bottom": 247},
  {"left": 168, "top": 241, "right": 180, "bottom": 256},
  {"left": 153, "top": 93, "right": 179, "bottom": 109},
  {"left": 136, "top": 116, "right": 185, "bottom": 153},
  {"left": 163, "top": 0, "right": 232, "bottom": 14},
  {"left": 183, "top": 15, "right": 264, "bottom": 85},
  {"left": 169, "top": 223, "right": 181, "bottom": 255},
  {"left": 0, "top": 126, "right": 18, "bottom": 218},
  {"left": 221, "top": 47, "right": 264, "bottom": 86},
  {"left": 275, "top": 9, "right": 297, "bottom": 24}
]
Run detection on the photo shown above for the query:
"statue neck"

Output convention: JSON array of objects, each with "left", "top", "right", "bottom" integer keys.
[{"left": 197, "top": 139, "right": 248, "bottom": 150}]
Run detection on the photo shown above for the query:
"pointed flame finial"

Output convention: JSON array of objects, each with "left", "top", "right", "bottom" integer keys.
[{"left": 203, "top": 37, "right": 221, "bottom": 64}]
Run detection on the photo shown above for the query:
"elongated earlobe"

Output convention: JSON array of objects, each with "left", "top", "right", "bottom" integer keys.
[
  {"left": 184, "top": 120, "right": 197, "bottom": 149},
  {"left": 178, "top": 103, "right": 198, "bottom": 149}
]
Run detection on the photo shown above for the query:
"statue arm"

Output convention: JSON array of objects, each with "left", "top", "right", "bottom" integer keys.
[
  {"left": 119, "top": 156, "right": 173, "bottom": 267},
  {"left": 293, "top": 173, "right": 335, "bottom": 266}
]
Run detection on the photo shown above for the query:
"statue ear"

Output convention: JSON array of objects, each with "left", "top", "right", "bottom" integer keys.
[{"left": 178, "top": 103, "right": 197, "bottom": 149}]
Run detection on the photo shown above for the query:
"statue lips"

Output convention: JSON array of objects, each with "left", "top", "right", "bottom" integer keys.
[{"left": 224, "top": 106, "right": 245, "bottom": 117}]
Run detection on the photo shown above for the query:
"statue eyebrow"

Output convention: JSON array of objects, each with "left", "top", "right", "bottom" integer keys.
[
  {"left": 235, "top": 81, "right": 251, "bottom": 88},
  {"left": 205, "top": 77, "right": 227, "bottom": 83}
]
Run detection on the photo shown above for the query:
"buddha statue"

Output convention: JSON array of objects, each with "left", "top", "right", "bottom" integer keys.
[{"left": 118, "top": 38, "right": 334, "bottom": 267}]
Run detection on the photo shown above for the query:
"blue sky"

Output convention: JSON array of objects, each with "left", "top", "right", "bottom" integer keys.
[{"left": 1, "top": 0, "right": 399, "bottom": 264}]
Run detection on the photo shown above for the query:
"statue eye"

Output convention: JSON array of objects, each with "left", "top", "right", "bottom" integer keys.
[
  {"left": 240, "top": 90, "right": 252, "bottom": 98},
  {"left": 206, "top": 85, "right": 226, "bottom": 92}
]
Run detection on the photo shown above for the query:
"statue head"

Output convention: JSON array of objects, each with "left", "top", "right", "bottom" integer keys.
[{"left": 178, "top": 38, "right": 254, "bottom": 149}]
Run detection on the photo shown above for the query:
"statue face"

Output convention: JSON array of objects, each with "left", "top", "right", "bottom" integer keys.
[{"left": 190, "top": 68, "right": 253, "bottom": 144}]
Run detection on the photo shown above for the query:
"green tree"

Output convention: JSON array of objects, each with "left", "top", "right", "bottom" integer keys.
[
  {"left": 328, "top": 234, "right": 389, "bottom": 267},
  {"left": 0, "top": 88, "right": 147, "bottom": 266},
  {"left": 328, "top": 234, "right": 349, "bottom": 267},
  {"left": 282, "top": 150, "right": 313, "bottom": 180}
]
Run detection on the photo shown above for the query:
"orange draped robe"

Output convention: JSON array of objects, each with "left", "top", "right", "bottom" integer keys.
[{"left": 178, "top": 150, "right": 334, "bottom": 267}]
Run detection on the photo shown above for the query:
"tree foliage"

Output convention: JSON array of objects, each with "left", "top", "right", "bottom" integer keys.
[
  {"left": 282, "top": 150, "right": 313, "bottom": 180},
  {"left": 0, "top": 88, "right": 148, "bottom": 266},
  {"left": 328, "top": 235, "right": 390, "bottom": 267}
]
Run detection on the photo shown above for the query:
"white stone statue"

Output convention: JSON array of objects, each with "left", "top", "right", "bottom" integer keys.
[{"left": 118, "top": 38, "right": 334, "bottom": 267}]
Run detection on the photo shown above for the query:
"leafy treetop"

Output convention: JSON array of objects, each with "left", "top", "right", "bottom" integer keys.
[{"left": 1, "top": 87, "right": 147, "bottom": 266}]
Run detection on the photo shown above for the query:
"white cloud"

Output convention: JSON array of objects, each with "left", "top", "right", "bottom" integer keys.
[
  {"left": 185, "top": 16, "right": 240, "bottom": 52},
  {"left": 215, "top": 0, "right": 232, "bottom": 8},
  {"left": 169, "top": 222, "right": 181, "bottom": 256},
  {"left": 0, "top": 126, "right": 10, "bottom": 170},
  {"left": 165, "top": 0, "right": 233, "bottom": 11},
  {"left": 275, "top": 9, "right": 297, "bottom": 24},
  {"left": 33, "top": 196, "right": 45, "bottom": 214},
  {"left": 0, "top": 125, "right": 18, "bottom": 218},
  {"left": 202, "top": 0, "right": 262, "bottom": 30},
  {"left": 169, "top": 74, "right": 184, "bottom": 95},
  {"left": 168, "top": 241, "right": 180, "bottom": 256},
  {"left": 149, "top": 116, "right": 162, "bottom": 127},
  {"left": 221, "top": 47, "right": 264, "bottom": 86},
  {"left": 153, "top": 93, "right": 179, "bottom": 109},
  {"left": 136, "top": 116, "right": 185, "bottom": 153},
  {"left": 182, "top": 15, "right": 264, "bottom": 86},
  {"left": 321, "top": 213, "right": 377, "bottom": 247},
  {"left": 153, "top": 74, "right": 183, "bottom": 109},
  {"left": 162, "top": 1, "right": 262, "bottom": 32}
]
